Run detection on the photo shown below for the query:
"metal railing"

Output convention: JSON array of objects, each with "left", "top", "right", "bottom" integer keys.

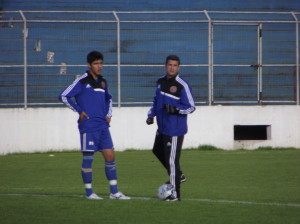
[{"left": 0, "top": 10, "right": 299, "bottom": 108}]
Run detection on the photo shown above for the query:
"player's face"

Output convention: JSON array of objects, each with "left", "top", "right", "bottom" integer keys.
[
  {"left": 88, "top": 59, "right": 103, "bottom": 76},
  {"left": 165, "top": 59, "right": 180, "bottom": 78}
]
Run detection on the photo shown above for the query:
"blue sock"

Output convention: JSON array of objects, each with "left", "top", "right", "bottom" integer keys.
[
  {"left": 81, "top": 155, "right": 94, "bottom": 196},
  {"left": 105, "top": 161, "right": 118, "bottom": 194}
]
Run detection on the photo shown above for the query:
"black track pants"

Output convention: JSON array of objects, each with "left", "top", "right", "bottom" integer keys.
[{"left": 152, "top": 131, "right": 184, "bottom": 199}]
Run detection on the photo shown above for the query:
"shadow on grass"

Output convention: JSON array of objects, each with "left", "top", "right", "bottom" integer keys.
[{"left": 183, "top": 145, "right": 298, "bottom": 151}]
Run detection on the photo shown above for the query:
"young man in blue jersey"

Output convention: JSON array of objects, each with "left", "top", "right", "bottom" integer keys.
[
  {"left": 58, "top": 51, "right": 130, "bottom": 200},
  {"left": 146, "top": 55, "right": 195, "bottom": 201}
]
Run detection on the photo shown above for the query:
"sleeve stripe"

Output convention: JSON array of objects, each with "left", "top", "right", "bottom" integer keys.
[
  {"left": 61, "top": 73, "right": 87, "bottom": 97},
  {"left": 176, "top": 75, "right": 196, "bottom": 115},
  {"left": 61, "top": 73, "right": 87, "bottom": 112},
  {"left": 176, "top": 76, "right": 195, "bottom": 106},
  {"left": 107, "top": 99, "right": 113, "bottom": 118},
  {"left": 179, "top": 106, "right": 195, "bottom": 115},
  {"left": 61, "top": 95, "right": 76, "bottom": 112}
]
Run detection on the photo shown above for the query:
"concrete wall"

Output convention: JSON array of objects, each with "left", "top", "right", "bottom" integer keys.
[{"left": 0, "top": 106, "right": 299, "bottom": 154}]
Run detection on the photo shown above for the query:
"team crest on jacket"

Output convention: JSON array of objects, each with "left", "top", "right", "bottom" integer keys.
[
  {"left": 170, "top": 86, "right": 177, "bottom": 93},
  {"left": 101, "top": 81, "right": 106, "bottom": 89}
]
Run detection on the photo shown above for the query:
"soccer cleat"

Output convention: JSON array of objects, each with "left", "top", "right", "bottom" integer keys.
[
  {"left": 109, "top": 192, "right": 131, "bottom": 200},
  {"left": 86, "top": 193, "right": 103, "bottom": 200},
  {"left": 165, "top": 194, "right": 179, "bottom": 201},
  {"left": 165, "top": 173, "right": 187, "bottom": 184},
  {"left": 180, "top": 174, "right": 187, "bottom": 183}
]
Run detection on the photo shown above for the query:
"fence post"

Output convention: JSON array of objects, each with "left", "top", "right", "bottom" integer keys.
[
  {"left": 19, "top": 10, "right": 28, "bottom": 109},
  {"left": 292, "top": 12, "right": 299, "bottom": 105},
  {"left": 257, "top": 23, "right": 263, "bottom": 104},
  {"left": 113, "top": 11, "right": 121, "bottom": 107},
  {"left": 204, "top": 10, "right": 213, "bottom": 105}
]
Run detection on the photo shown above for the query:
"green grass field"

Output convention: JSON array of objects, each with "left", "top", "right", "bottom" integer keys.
[{"left": 0, "top": 147, "right": 300, "bottom": 224}]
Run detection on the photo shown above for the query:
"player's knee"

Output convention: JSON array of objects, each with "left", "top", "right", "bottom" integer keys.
[
  {"left": 102, "top": 149, "right": 115, "bottom": 161},
  {"left": 105, "top": 156, "right": 115, "bottom": 162}
]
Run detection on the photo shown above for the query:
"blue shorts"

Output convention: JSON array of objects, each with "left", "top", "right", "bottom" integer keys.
[{"left": 80, "top": 129, "right": 114, "bottom": 153}]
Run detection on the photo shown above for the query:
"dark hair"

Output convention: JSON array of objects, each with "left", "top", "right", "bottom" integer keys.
[
  {"left": 87, "top": 51, "right": 103, "bottom": 64},
  {"left": 165, "top": 55, "right": 180, "bottom": 65}
]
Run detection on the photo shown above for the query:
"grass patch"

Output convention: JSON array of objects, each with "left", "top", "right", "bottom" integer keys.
[{"left": 0, "top": 149, "right": 299, "bottom": 224}]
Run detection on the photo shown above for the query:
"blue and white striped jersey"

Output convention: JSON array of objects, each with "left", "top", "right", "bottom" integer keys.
[
  {"left": 58, "top": 71, "right": 112, "bottom": 133},
  {"left": 148, "top": 74, "right": 195, "bottom": 136}
]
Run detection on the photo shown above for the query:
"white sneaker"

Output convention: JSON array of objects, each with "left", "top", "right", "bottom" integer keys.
[
  {"left": 86, "top": 193, "right": 103, "bottom": 200},
  {"left": 109, "top": 192, "right": 131, "bottom": 200}
]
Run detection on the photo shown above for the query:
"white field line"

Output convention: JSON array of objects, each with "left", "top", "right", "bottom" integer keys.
[
  {"left": 183, "top": 198, "right": 300, "bottom": 208},
  {"left": 0, "top": 193, "right": 299, "bottom": 208}
]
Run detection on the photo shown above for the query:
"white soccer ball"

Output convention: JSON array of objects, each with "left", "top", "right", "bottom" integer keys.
[{"left": 157, "top": 184, "right": 175, "bottom": 200}]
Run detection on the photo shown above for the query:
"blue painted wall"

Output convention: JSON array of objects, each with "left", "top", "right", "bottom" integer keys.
[
  {"left": 2, "top": 0, "right": 300, "bottom": 11},
  {"left": 0, "top": 1, "right": 300, "bottom": 106}
]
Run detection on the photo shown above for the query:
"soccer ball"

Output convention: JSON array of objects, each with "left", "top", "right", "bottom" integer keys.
[{"left": 157, "top": 184, "right": 175, "bottom": 200}]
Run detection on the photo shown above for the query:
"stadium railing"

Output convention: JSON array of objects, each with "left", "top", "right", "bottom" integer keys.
[{"left": 0, "top": 10, "right": 299, "bottom": 108}]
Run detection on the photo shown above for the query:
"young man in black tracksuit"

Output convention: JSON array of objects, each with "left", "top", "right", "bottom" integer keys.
[{"left": 146, "top": 55, "right": 195, "bottom": 201}]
